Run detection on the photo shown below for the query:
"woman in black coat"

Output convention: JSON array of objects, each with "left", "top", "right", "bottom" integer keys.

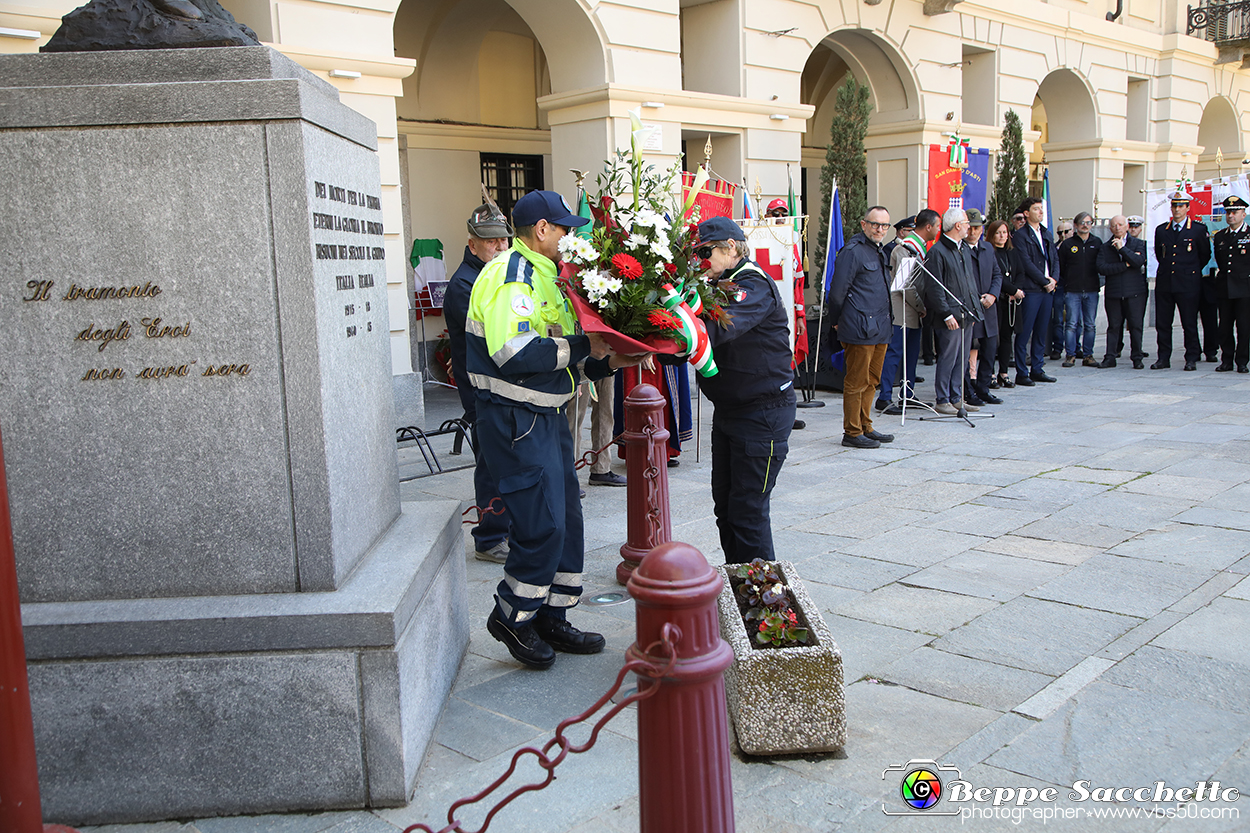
[{"left": 988, "top": 220, "right": 1026, "bottom": 388}]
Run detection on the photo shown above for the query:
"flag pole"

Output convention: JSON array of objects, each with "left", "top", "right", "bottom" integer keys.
[{"left": 809, "top": 176, "right": 836, "bottom": 401}]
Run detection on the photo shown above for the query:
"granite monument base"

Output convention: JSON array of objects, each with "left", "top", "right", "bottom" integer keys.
[{"left": 22, "top": 500, "right": 466, "bottom": 824}]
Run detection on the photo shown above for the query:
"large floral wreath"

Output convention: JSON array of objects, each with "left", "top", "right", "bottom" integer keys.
[{"left": 558, "top": 110, "right": 732, "bottom": 375}]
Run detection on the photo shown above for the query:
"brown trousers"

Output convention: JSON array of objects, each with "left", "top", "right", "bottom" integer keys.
[{"left": 842, "top": 342, "right": 888, "bottom": 437}]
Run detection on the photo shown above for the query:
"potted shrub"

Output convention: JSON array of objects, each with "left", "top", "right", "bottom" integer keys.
[{"left": 716, "top": 559, "right": 847, "bottom": 755}]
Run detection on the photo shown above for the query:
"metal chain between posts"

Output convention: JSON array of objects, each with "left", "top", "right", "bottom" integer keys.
[
  {"left": 402, "top": 624, "right": 681, "bottom": 833},
  {"left": 461, "top": 434, "right": 624, "bottom": 526},
  {"left": 640, "top": 419, "right": 663, "bottom": 543}
]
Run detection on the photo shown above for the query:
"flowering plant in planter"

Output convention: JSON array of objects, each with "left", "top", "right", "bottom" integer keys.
[
  {"left": 729, "top": 558, "right": 810, "bottom": 648},
  {"left": 558, "top": 110, "right": 731, "bottom": 374}
]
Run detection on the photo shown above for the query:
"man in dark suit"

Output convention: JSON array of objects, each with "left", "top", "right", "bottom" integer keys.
[
  {"left": 1153, "top": 191, "right": 1211, "bottom": 370},
  {"left": 1096, "top": 214, "right": 1149, "bottom": 369},
  {"left": 1011, "top": 196, "right": 1060, "bottom": 385},
  {"left": 924, "top": 208, "right": 983, "bottom": 414},
  {"left": 1214, "top": 194, "right": 1250, "bottom": 373}
]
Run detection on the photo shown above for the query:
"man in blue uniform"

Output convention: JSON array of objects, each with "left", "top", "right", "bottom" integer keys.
[
  {"left": 696, "top": 216, "right": 795, "bottom": 563},
  {"left": 1214, "top": 194, "right": 1250, "bottom": 373},
  {"left": 1152, "top": 191, "right": 1211, "bottom": 371},
  {"left": 466, "top": 190, "right": 645, "bottom": 669},
  {"left": 443, "top": 203, "right": 513, "bottom": 563}
]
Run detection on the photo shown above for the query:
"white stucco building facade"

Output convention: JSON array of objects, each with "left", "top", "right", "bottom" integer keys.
[{"left": 4, "top": 0, "right": 1248, "bottom": 391}]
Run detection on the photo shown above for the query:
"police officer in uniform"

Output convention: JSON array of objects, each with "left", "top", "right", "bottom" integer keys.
[
  {"left": 695, "top": 216, "right": 795, "bottom": 564},
  {"left": 466, "top": 190, "right": 645, "bottom": 669},
  {"left": 1214, "top": 194, "right": 1250, "bottom": 373},
  {"left": 1152, "top": 191, "right": 1211, "bottom": 370},
  {"left": 444, "top": 203, "right": 513, "bottom": 563}
]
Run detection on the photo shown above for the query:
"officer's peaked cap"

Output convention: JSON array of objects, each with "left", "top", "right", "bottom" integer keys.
[{"left": 1223, "top": 195, "right": 1249, "bottom": 210}]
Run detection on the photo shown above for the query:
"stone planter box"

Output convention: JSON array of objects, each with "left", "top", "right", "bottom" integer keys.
[{"left": 716, "top": 561, "right": 847, "bottom": 756}]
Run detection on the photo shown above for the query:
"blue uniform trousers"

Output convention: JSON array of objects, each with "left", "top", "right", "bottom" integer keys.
[
  {"left": 470, "top": 422, "right": 511, "bottom": 552},
  {"left": 1015, "top": 291, "right": 1054, "bottom": 376},
  {"left": 711, "top": 398, "right": 795, "bottom": 564},
  {"left": 475, "top": 397, "right": 583, "bottom": 624}
]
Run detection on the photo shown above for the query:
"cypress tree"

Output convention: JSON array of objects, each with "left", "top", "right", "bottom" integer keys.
[
  {"left": 989, "top": 109, "right": 1028, "bottom": 222},
  {"left": 817, "top": 75, "right": 872, "bottom": 274}
]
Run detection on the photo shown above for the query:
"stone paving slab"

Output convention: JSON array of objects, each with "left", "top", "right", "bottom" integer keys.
[
  {"left": 796, "top": 552, "right": 918, "bottom": 591},
  {"left": 1047, "top": 489, "right": 1199, "bottom": 533},
  {"left": 878, "top": 646, "right": 1053, "bottom": 711},
  {"left": 934, "top": 596, "right": 1139, "bottom": 676},
  {"left": 987, "top": 682, "right": 1250, "bottom": 803},
  {"left": 901, "top": 550, "right": 1071, "bottom": 602},
  {"left": 833, "top": 583, "right": 999, "bottom": 636},
  {"left": 975, "top": 534, "right": 1105, "bottom": 566},
  {"left": 918, "top": 503, "right": 1049, "bottom": 537},
  {"left": 1151, "top": 597, "right": 1250, "bottom": 668},
  {"left": 1108, "top": 523, "right": 1250, "bottom": 571},
  {"left": 1103, "top": 645, "right": 1250, "bottom": 716},
  {"left": 822, "top": 614, "right": 933, "bottom": 683},
  {"left": 1028, "top": 553, "right": 1214, "bottom": 618},
  {"left": 1011, "top": 516, "right": 1138, "bottom": 548},
  {"left": 842, "top": 525, "right": 989, "bottom": 567},
  {"left": 1117, "top": 472, "right": 1234, "bottom": 501}
]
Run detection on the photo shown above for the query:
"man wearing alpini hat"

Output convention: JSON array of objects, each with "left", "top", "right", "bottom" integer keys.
[{"left": 466, "top": 190, "right": 646, "bottom": 669}]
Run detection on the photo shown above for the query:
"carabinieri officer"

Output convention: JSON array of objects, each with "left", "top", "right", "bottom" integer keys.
[
  {"left": 1152, "top": 190, "right": 1211, "bottom": 370},
  {"left": 466, "top": 190, "right": 645, "bottom": 669},
  {"left": 695, "top": 216, "right": 795, "bottom": 564},
  {"left": 1214, "top": 194, "right": 1250, "bottom": 373}
]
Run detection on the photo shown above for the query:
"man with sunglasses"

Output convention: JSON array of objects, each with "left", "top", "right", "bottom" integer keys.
[
  {"left": 828, "top": 206, "right": 895, "bottom": 447},
  {"left": 694, "top": 216, "right": 795, "bottom": 564},
  {"left": 1152, "top": 191, "right": 1211, "bottom": 370}
]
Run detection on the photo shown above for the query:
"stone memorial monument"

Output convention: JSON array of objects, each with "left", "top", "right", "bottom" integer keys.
[{"left": 0, "top": 37, "right": 466, "bottom": 824}]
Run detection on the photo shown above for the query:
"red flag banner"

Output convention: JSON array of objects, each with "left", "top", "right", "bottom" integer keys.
[
  {"left": 682, "top": 172, "right": 736, "bottom": 221},
  {"left": 927, "top": 144, "right": 967, "bottom": 213}
]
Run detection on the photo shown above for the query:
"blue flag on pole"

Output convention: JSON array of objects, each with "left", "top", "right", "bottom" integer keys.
[{"left": 823, "top": 179, "right": 845, "bottom": 292}]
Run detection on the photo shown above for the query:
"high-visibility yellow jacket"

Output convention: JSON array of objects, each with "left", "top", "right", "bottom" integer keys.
[{"left": 466, "top": 238, "right": 611, "bottom": 412}]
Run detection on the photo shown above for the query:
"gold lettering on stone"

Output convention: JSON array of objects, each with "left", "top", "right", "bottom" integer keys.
[
  {"left": 141, "top": 317, "right": 191, "bottom": 339},
  {"left": 62, "top": 282, "right": 161, "bottom": 301},
  {"left": 82, "top": 367, "right": 125, "bottom": 381},
  {"left": 202, "top": 364, "right": 250, "bottom": 377},
  {"left": 76, "top": 321, "right": 132, "bottom": 352},
  {"left": 136, "top": 362, "right": 196, "bottom": 379},
  {"left": 24, "top": 280, "right": 53, "bottom": 302}
]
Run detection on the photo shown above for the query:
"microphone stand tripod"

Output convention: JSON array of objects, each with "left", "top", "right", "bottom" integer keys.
[{"left": 910, "top": 256, "right": 994, "bottom": 428}]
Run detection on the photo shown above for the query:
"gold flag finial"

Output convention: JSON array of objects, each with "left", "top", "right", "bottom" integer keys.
[{"left": 704, "top": 135, "right": 713, "bottom": 169}]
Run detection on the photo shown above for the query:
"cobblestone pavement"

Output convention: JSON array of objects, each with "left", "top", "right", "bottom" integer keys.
[{"left": 84, "top": 331, "right": 1250, "bottom": 833}]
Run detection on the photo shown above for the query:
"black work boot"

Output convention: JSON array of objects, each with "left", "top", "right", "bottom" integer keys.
[
  {"left": 488, "top": 608, "right": 556, "bottom": 669},
  {"left": 535, "top": 616, "right": 606, "bottom": 654}
]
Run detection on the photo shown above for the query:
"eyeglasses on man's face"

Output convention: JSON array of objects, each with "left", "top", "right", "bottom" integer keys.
[
  {"left": 863, "top": 221, "right": 891, "bottom": 231},
  {"left": 695, "top": 245, "right": 716, "bottom": 259}
]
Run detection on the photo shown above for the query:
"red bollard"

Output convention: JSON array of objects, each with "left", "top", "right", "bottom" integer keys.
[
  {"left": 627, "top": 541, "right": 735, "bottom": 833},
  {"left": 0, "top": 426, "right": 43, "bottom": 833},
  {"left": 616, "top": 383, "right": 671, "bottom": 585}
]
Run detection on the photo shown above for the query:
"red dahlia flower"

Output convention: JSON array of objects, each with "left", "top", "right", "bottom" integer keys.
[{"left": 611, "top": 253, "right": 644, "bottom": 280}]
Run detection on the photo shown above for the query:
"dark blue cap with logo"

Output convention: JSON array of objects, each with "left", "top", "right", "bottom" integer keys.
[
  {"left": 697, "top": 216, "right": 747, "bottom": 243},
  {"left": 511, "top": 190, "right": 589, "bottom": 229}
]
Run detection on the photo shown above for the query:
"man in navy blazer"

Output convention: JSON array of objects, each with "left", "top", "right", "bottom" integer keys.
[{"left": 1011, "top": 197, "right": 1060, "bottom": 385}]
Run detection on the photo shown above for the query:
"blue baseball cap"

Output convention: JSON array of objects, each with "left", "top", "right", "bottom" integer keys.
[
  {"left": 511, "top": 190, "right": 589, "bottom": 229},
  {"left": 697, "top": 216, "right": 746, "bottom": 244}
]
